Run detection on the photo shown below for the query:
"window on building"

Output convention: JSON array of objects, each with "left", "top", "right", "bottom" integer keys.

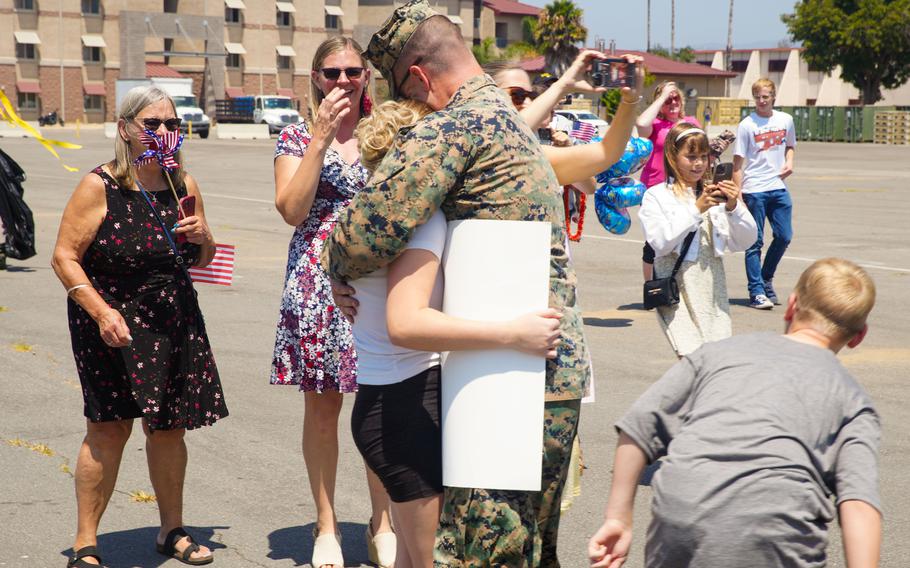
[
  {"left": 277, "top": 10, "right": 292, "bottom": 27},
  {"left": 696, "top": 60, "right": 713, "bottom": 67},
  {"left": 226, "top": 53, "right": 242, "bottom": 68},
  {"left": 225, "top": 7, "right": 241, "bottom": 23},
  {"left": 730, "top": 60, "right": 748, "bottom": 72},
  {"left": 81, "top": 0, "right": 101, "bottom": 14},
  {"left": 277, "top": 55, "right": 292, "bottom": 70},
  {"left": 83, "top": 46, "right": 102, "bottom": 63},
  {"left": 15, "top": 0, "right": 35, "bottom": 10},
  {"left": 163, "top": 0, "right": 178, "bottom": 13},
  {"left": 16, "top": 43, "right": 37, "bottom": 60},
  {"left": 325, "top": 14, "right": 339, "bottom": 29},
  {"left": 18, "top": 93, "right": 39, "bottom": 110},
  {"left": 495, "top": 22, "right": 507, "bottom": 49},
  {"left": 768, "top": 59, "right": 787, "bottom": 72},
  {"left": 84, "top": 95, "right": 104, "bottom": 111},
  {"left": 806, "top": 99, "right": 817, "bottom": 106}
]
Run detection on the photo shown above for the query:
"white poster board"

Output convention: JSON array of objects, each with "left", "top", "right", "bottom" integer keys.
[{"left": 440, "top": 219, "right": 551, "bottom": 491}]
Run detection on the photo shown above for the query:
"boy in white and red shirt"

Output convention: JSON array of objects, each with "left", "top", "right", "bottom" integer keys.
[{"left": 733, "top": 78, "right": 796, "bottom": 309}]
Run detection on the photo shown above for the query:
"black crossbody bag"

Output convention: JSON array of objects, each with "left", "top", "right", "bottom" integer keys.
[{"left": 643, "top": 230, "right": 697, "bottom": 310}]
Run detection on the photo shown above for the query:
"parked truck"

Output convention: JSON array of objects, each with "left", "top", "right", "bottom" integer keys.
[
  {"left": 150, "top": 77, "right": 211, "bottom": 138},
  {"left": 214, "top": 95, "right": 301, "bottom": 134}
]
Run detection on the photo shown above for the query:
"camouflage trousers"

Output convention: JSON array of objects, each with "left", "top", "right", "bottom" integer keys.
[{"left": 433, "top": 399, "right": 581, "bottom": 567}]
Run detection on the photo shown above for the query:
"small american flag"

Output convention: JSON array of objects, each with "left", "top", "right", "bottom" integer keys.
[
  {"left": 570, "top": 120, "right": 597, "bottom": 143},
  {"left": 188, "top": 244, "right": 235, "bottom": 286}
]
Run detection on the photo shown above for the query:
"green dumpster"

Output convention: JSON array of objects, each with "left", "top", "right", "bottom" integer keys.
[
  {"left": 832, "top": 107, "right": 847, "bottom": 142},
  {"left": 815, "top": 107, "right": 835, "bottom": 142},
  {"left": 791, "top": 107, "right": 810, "bottom": 140},
  {"left": 740, "top": 106, "right": 752, "bottom": 121}
]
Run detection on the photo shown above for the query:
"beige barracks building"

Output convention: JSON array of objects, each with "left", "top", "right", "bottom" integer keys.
[{"left": 1, "top": 0, "right": 476, "bottom": 123}]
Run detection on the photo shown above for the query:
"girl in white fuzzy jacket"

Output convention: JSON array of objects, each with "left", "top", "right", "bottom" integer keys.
[{"left": 639, "top": 122, "right": 758, "bottom": 356}]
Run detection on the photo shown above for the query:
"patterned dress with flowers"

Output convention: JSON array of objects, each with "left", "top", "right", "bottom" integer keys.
[
  {"left": 270, "top": 122, "right": 367, "bottom": 393},
  {"left": 67, "top": 167, "right": 228, "bottom": 431}
]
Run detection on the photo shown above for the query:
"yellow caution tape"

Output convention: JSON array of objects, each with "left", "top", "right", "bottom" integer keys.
[{"left": 0, "top": 88, "right": 82, "bottom": 172}]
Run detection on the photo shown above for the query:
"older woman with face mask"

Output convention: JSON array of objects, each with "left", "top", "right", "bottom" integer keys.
[{"left": 52, "top": 85, "right": 226, "bottom": 567}]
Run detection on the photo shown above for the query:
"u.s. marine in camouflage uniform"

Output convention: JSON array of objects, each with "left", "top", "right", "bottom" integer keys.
[{"left": 321, "top": 1, "right": 592, "bottom": 565}]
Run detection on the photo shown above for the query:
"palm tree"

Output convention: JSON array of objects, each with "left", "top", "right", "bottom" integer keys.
[{"left": 534, "top": 0, "right": 587, "bottom": 75}]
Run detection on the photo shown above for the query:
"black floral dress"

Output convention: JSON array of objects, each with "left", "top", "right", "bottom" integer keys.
[{"left": 67, "top": 167, "right": 228, "bottom": 431}]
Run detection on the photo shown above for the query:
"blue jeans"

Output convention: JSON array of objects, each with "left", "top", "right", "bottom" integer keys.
[{"left": 743, "top": 189, "right": 793, "bottom": 297}]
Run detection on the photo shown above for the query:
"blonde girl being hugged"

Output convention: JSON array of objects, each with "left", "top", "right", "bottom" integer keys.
[{"left": 638, "top": 123, "right": 757, "bottom": 357}]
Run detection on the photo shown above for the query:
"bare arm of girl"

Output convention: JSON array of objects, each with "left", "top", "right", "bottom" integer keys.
[{"left": 386, "top": 249, "right": 561, "bottom": 358}]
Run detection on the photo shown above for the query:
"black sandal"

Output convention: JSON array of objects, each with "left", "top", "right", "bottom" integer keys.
[
  {"left": 66, "top": 545, "right": 103, "bottom": 567},
  {"left": 156, "top": 527, "right": 214, "bottom": 566}
]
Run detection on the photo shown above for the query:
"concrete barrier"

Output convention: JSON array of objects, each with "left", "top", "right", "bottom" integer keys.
[
  {"left": 0, "top": 121, "right": 42, "bottom": 138},
  {"left": 215, "top": 124, "right": 271, "bottom": 140}
]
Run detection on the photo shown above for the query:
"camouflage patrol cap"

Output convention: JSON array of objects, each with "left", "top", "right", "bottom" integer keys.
[{"left": 363, "top": 0, "right": 441, "bottom": 99}]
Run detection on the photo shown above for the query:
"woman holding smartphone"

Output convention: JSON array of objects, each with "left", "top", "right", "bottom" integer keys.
[{"left": 638, "top": 123, "right": 757, "bottom": 357}]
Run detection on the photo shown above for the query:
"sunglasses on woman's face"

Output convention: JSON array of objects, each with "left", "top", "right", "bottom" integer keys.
[
  {"left": 506, "top": 87, "right": 538, "bottom": 107},
  {"left": 320, "top": 67, "right": 365, "bottom": 80},
  {"left": 138, "top": 117, "right": 182, "bottom": 131}
]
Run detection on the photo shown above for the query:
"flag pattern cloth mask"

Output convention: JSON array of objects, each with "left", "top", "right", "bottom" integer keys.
[
  {"left": 570, "top": 120, "right": 597, "bottom": 143},
  {"left": 188, "top": 244, "right": 235, "bottom": 286}
]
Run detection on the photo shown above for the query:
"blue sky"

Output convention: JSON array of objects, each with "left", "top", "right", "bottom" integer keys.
[{"left": 519, "top": 0, "right": 799, "bottom": 51}]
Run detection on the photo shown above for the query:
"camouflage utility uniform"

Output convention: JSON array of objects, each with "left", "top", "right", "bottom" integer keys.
[{"left": 321, "top": 72, "right": 590, "bottom": 567}]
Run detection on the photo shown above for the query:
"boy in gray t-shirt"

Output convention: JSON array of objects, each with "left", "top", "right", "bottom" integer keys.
[{"left": 589, "top": 258, "right": 882, "bottom": 568}]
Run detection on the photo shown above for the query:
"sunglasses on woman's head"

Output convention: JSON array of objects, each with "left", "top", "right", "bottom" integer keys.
[
  {"left": 139, "top": 117, "right": 182, "bottom": 132},
  {"left": 506, "top": 87, "right": 538, "bottom": 107},
  {"left": 320, "top": 67, "right": 365, "bottom": 80}
]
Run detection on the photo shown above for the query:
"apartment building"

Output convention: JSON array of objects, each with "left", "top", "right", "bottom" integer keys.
[{"left": 1, "top": 0, "right": 473, "bottom": 123}]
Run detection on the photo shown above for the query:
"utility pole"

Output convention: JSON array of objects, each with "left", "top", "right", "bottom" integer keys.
[
  {"left": 59, "top": 0, "right": 65, "bottom": 123},
  {"left": 646, "top": 0, "right": 651, "bottom": 52},
  {"left": 726, "top": 0, "right": 734, "bottom": 71},
  {"left": 670, "top": 0, "right": 676, "bottom": 59}
]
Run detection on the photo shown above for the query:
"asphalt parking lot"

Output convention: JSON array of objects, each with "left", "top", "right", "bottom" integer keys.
[{"left": 1, "top": 128, "right": 908, "bottom": 567}]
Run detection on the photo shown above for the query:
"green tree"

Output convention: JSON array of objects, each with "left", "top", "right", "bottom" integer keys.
[
  {"left": 648, "top": 44, "right": 696, "bottom": 63},
  {"left": 503, "top": 42, "right": 540, "bottom": 60},
  {"left": 782, "top": 0, "right": 910, "bottom": 104},
  {"left": 472, "top": 37, "right": 497, "bottom": 66},
  {"left": 534, "top": 0, "right": 587, "bottom": 75}
]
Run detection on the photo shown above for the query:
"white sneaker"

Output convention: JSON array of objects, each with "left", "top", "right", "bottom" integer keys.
[{"left": 749, "top": 294, "right": 774, "bottom": 310}]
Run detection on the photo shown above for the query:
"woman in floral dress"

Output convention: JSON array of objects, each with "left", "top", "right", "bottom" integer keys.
[
  {"left": 53, "top": 86, "right": 225, "bottom": 567},
  {"left": 270, "top": 37, "right": 394, "bottom": 568}
]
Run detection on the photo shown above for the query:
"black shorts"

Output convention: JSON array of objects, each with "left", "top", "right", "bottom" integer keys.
[
  {"left": 351, "top": 366, "right": 442, "bottom": 503},
  {"left": 642, "top": 242, "right": 656, "bottom": 264}
]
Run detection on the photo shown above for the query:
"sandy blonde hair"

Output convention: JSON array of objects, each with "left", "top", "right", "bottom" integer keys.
[
  {"left": 112, "top": 85, "right": 185, "bottom": 191},
  {"left": 309, "top": 37, "right": 371, "bottom": 121},
  {"left": 652, "top": 80, "right": 686, "bottom": 120},
  {"left": 793, "top": 258, "right": 875, "bottom": 340},
  {"left": 662, "top": 121, "right": 709, "bottom": 199},
  {"left": 355, "top": 99, "right": 432, "bottom": 172},
  {"left": 752, "top": 78, "right": 777, "bottom": 99}
]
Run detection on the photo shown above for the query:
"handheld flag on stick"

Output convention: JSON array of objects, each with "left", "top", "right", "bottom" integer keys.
[
  {"left": 188, "top": 244, "right": 235, "bottom": 286},
  {"left": 570, "top": 120, "right": 597, "bottom": 143},
  {"left": 134, "top": 129, "right": 186, "bottom": 216}
]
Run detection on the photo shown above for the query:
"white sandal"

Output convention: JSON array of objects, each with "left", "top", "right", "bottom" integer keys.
[
  {"left": 366, "top": 518, "right": 396, "bottom": 568},
  {"left": 312, "top": 527, "right": 344, "bottom": 568}
]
